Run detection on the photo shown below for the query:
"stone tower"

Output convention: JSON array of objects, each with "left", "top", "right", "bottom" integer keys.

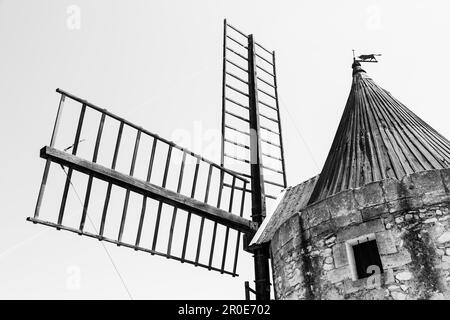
[{"left": 251, "top": 61, "right": 450, "bottom": 300}]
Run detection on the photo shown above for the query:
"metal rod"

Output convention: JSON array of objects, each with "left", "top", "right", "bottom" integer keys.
[
  {"left": 100, "top": 121, "right": 124, "bottom": 236},
  {"left": 57, "top": 104, "right": 86, "bottom": 227},
  {"left": 195, "top": 164, "right": 213, "bottom": 265},
  {"left": 135, "top": 138, "right": 158, "bottom": 247},
  {"left": 167, "top": 151, "right": 187, "bottom": 255},
  {"left": 272, "top": 51, "right": 288, "bottom": 188},
  {"left": 79, "top": 113, "right": 106, "bottom": 231},
  {"left": 181, "top": 157, "right": 200, "bottom": 262},
  {"left": 118, "top": 130, "right": 141, "bottom": 243},
  {"left": 151, "top": 145, "right": 172, "bottom": 252}
]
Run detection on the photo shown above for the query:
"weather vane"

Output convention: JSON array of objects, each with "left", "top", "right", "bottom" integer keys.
[{"left": 353, "top": 49, "right": 381, "bottom": 63}]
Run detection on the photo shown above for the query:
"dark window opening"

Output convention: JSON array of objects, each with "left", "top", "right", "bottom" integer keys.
[{"left": 352, "top": 239, "right": 383, "bottom": 279}]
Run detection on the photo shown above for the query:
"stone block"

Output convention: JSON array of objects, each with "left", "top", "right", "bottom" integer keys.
[
  {"left": 327, "top": 265, "right": 352, "bottom": 284},
  {"left": 395, "top": 271, "right": 413, "bottom": 281},
  {"left": 337, "top": 219, "right": 385, "bottom": 242},
  {"left": 308, "top": 220, "right": 336, "bottom": 239},
  {"left": 362, "top": 203, "right": 389, "bottom": 221},
  {"left": 354, "top": 181, "right": 385, "bottom": 207},
  {"left": 382, "top": 178, "right": 405, "bottom": 202},
  {"left": 441, "top": 169, "right": 450, "bottom": 193},
  {"left": 343, "top": 278, "right": 366, "bottom": 294},
  {"left": 437, "top": 231, "right": 450, "bottom": 244},
  {"left": 422, "top": 191, "right": 450, "bottom": 206},
  {"left": 381, "top": 251, "right": 412, "bottom": 269},
  {"left": 276, "top": 215, "right": 301, "bottom": 248},
  {"left": 327, "top": 190, "right": 358, "bottom": 219},
  {"left": 387, "top": 196, "right": 423, "bottom": 214},
  {"left": 334, "top": 211, "right": 363, "bottom": 228},
  {"left": 410, "top": 170, "right": 447, "bottom": 197},
  {"left": 333, "top": 242, "right": 348, "bottom": 268},
  {"left": 376, "top": 231, "right": 397, "bottom": 255},
  {"left": 304, "top": 201, "right": 331, "bottom": 228}
]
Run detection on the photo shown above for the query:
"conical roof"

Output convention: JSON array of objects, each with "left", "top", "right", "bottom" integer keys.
[{"left": 308, "top": 61, "right": 450, "bottom": 204}]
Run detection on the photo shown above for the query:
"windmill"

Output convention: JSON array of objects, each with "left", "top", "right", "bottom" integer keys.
[{"left": 28, "top": 19, "right": 287, "bottom": 300}]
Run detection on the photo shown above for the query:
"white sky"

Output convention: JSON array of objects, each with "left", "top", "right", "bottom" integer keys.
[{"left": 1, "top": 0, "right": 450, "bottom": 299}]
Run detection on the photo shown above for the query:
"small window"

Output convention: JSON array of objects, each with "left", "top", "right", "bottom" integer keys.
[{"left": 352, "top": 239, "right": 383, "bottom": 279}]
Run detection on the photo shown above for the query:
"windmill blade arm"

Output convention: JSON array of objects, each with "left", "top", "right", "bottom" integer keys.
[{"left": 36, "top": 146, "right": 257, "bottom": 234}]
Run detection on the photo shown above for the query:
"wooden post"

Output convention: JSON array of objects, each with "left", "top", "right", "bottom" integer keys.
[
  {"left": 247, "top": 34, "right": 271, "bottom": 300},
  {"left": 33, "top": 93, "right": 65, "bottom": 219}
]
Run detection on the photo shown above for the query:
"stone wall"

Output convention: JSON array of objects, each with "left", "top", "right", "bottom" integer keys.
[{"left": 271, "top": 168, "right": 450, "bottom": 300}]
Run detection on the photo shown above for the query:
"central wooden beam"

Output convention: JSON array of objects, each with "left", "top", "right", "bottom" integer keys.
[{"left": 38, "top": 146, "right": 257, "bottom": 234}]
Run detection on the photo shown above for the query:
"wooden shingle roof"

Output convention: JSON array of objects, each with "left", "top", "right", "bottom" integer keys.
[{"left": 308, "top": 61, "right": 450, "bottom": 204}]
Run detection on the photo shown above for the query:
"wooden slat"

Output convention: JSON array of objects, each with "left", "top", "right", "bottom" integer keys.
[
  {"left": 55, "top": 89, "right": 248, "bottom": 184},
  {"left": 181, "top": 158, "right": 200, "bottom": 262},
  {"left": 225, "top": 110, "right": 249, "bottom": 123},
  {"left": 118, "top": 130, "right": 141, "bottom": 243},
  {"left": 226, "top": 84, "right": 248, "bottom": 97},
  {"left": 79, "top": 113, "right": 106, "bottom": 231},
  {"left": 167, "top": 151, "right": 187, "bottom": 255},
  {"left": 226, "top": 35, "right": 247, "bottom": 49},
  {"left": 27, "top": 217, "right": 238, "bottom": 277},
  {"left": 195, "top": 164, "right": 213, "bottom": 265},
  {"left": 225, "top": 59, "right": 248, "bottom": 73},
  {"left": 226, "top": 47, "right": 248, "bottom": 61},
  {"left": 221, "top": 176, "right": 235, "bottom": 272},
  {"left": 57, "top": 104, "right": 86, "bottom": 227},
  {"left": 226, "top": 72, "right": 248, "bottom": 86},
  {"left": 135, "top": 138, "right": 158, "bottom": 247},
  {"left": 233, "top": 181, "right": 247, "bottom": 275},
  {"left": 41, "top": 146, "right": 256, "bottom": 234},
  {"left": 152, "top": 146, "right": 173, "bottom": 252},
  {"left": 100, "top": 121, "right": 124, "bottom": 236}
]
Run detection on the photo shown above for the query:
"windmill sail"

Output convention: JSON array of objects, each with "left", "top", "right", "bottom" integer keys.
[
  {"left": 29, "top": 89, "right": 256, "bottom": 276},
  {"left": 220, "top": 20, "right": 287, "bottom": 212}
]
